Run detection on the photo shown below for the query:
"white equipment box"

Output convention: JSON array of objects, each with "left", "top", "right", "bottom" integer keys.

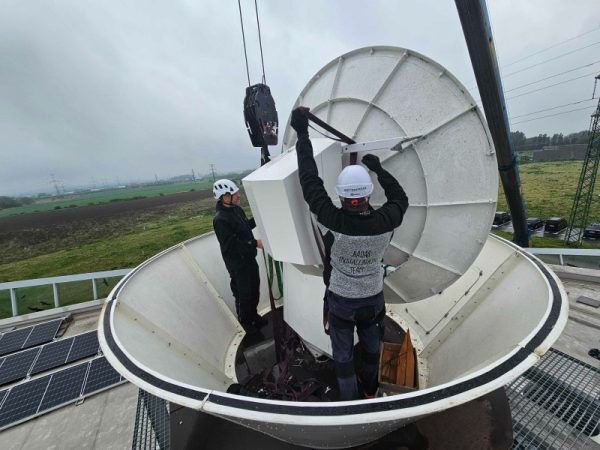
[{"left": 243, "top": 139, "right": 342, "bottom": 266}]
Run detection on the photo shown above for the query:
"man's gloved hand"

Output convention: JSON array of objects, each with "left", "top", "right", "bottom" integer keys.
[
  {"left": 291, "top": 107, "right": 310, "bottom": 135},
  {"left": 362, "top": 154, "right": 383, "bottom": 172}
]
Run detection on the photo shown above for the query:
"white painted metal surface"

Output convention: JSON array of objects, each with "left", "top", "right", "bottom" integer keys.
[
  {"left": 244, "top": 139, "right": 342, "bottom": 265},
  {"left": 282, "top": 46, "right": 498, "bottom": 302},
  {"left": 99, "top": 232, "right": 568, "bottom": 448}
]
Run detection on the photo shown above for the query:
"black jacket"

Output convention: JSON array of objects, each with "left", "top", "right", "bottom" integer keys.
[
  {"left": 296, "top": 133, "right": 409, "bottom": 288},
  {"left": 213, "top": 201, "right": 257, "bottom": 272}
]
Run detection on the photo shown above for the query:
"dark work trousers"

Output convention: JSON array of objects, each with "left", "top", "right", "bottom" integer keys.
[
  {"left": 327, "top": 290, "right": 385, "bottom": 401},
  {"left": 229, "top": 260, "right": 260, "bottom": 328}
]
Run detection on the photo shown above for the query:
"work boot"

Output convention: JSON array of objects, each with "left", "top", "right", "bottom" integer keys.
[{"left": 358, "top": 376, "right": 378, "bottom": 399}]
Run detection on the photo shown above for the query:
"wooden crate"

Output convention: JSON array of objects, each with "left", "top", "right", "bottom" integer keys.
[{"left": 378, "top": 329, "right": 419, "bottom": 395}]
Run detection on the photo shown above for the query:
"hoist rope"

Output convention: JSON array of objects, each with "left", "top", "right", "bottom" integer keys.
[
  {"left": 253, "top": 0, "right": 267, "bottom": 84},
  {"left": 237, "top": 0, "right": 268, "bottom": 86},
  {"left": 237, "top": 0, "right": 251, "bottom": 86}
]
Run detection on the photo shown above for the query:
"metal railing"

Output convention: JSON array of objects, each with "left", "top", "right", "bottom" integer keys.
[
  {"left": 0, "top": 269, "right": 131, "bottom": 317},
  {"left": 526, "top": 247, "right": 600, "bottom": 269},
  {"left": 1, "top": 246, "right": 599, "bottom": 319}
]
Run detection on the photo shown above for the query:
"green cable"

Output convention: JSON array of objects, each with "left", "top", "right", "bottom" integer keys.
[{"left": 261, "top": 250, "right": 283, "bottom": 300}]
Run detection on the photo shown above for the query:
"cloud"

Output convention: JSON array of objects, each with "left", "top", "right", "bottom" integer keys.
[{"left": 1, "top": 0, "right": 598, "bottom": 195}]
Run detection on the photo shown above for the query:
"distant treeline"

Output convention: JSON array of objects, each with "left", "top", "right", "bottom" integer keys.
[
  {"left": 512, "top": 129, "right": 589, "bottom": 151},
  {"left": 0, "top": 196, "right": 35, "bottom": 210}
]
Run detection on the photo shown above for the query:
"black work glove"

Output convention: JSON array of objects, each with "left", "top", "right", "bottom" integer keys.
[
  {"left": 291, "top": 107, "right": 310, "bottom": 136},
  {"left": 362, "top": 154, "right": 383, "bottom": 173}
]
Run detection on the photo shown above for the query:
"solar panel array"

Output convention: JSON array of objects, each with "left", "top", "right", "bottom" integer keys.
[
  {"left": 0, "top": 331, "right": 99, "bottom": 386},
  {"left": 0, "top": 356, "right": 125, "bottom": 430},
  {"left": 0, "top": 318, "right": 127, "bottom": 431},
  {"left": 0, "top": 319, "right": 63, "bottom": 356}
]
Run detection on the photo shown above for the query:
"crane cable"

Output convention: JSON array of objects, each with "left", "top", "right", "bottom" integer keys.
[
  {"left": 237, "top": 0, "right": 251, "bottom": 86},
  {"left": 237, "top": 0, "right": 268, "bottom": 86},
  {"left": 253, "top": 0, "right": 267, "bottom": 84}
]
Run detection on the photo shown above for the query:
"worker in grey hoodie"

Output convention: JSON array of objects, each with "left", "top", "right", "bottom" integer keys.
[{"left": 291, "top": 107, "right": 409, "bottom": 400}]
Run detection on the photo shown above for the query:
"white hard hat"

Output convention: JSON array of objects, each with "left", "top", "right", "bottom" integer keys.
[
  {"left": 335, "top": 165, "right": 373, "bottom": 198},
  {"left": 213, "top": 179, "right": 239, "bottom": 199}
]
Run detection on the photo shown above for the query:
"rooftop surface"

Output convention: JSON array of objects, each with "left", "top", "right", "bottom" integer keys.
[{"left": 0, "top": 264, "right": 597, "bottom": 449}]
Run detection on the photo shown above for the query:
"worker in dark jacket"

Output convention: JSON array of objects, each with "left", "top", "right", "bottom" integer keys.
[
  {"left": 291, "top": 107, "right": 409, "bottom": 400},
  {"left": 212, "top": 179, "right": 267, "bottom": 334}
]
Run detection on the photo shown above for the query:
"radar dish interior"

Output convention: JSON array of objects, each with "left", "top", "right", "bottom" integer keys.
[{"left": 282, "top": 46, "right": 498, "bottom": 302}]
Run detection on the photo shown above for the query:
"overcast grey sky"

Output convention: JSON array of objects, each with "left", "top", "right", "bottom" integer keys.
[{"left": 1, "top": 1, "right": 598, "bottom": 196}]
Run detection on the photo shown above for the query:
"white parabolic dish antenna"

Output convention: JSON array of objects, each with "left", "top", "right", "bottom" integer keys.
[
  {"left": 99, "top": 46, "right": 568, "bottom": 449},
  {"left": 282, "top": 46, "right": 498, "bottom": 302}
]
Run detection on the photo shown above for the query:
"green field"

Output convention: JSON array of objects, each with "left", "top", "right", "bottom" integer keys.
[
  {"left": 0, "top": 209, "right": 215, "bottom": 318},
  {"left": 0, "top": 212, "right": 214, "bottom": 282},
  {"left": 0, "top": 160, "right": 598, "bottom": 318},
  {"left": 497, "top": 161, "right": 599, "bottom": 221},
  {"left": 0, "top": 181, "right": 213, "bottom": 218}
]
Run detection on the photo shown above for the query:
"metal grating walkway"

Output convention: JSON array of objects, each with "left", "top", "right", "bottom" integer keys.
[
  {"left": 507, "top": 348, "right": 600, "bottom": 449},
  {"left": 132, "top": 389, "right": 170, "bottom": 450}
]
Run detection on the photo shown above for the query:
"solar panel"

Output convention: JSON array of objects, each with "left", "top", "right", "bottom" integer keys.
[
  {"left": 29, "top": 338, "right": 74, "bottom": 376},
  {"left": 23, "top": 319, "right": 63, "bottom": 349},
  {"left": 66, "top": 332, "right": 99, "bottom": 363},
  {"left": 0, "top": 388, "right": 7, "bottom": 408},
  {"left": 5, "top": 331, "right": 99, "bottom": 380},
  {"left": 82, "top": 357, "right": 122, "bottom": 395},
  {"left": 0, "top": 327, "right": 32, "bottom": 356},
  {"left": 0, "top": 376, "right": 50, "bottom": 428},
  {"left": 39, "top": 363, "right": 88, "bottom": 411},
  {"left": 0, "top": 356, "right": 125, "bottom": 431},
  {"left": 0, "top": 348, "right": 40, "bottom": 386},
  {"left": 0, "top": 318, "right": 64, "bottom": 356}
]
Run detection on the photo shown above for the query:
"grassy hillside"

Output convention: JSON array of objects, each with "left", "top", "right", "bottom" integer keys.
[
  {"left": 0, "top": 212, "right": 215, "bottom": 317},
  {"left": 498, "top": 161, "right": 598, "bottom": 221},
  {"left": 0, "top": 213, "right": 214, "bottom": 282}
]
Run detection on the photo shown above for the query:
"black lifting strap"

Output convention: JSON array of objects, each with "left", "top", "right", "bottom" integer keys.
[{"left": 243, "top": 83, "right": 279, "bottom": 148}]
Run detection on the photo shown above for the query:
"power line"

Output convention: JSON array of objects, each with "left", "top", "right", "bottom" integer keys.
[
  {"left": 464, "top": 38, "right": 600, "bottom": 90},
  {"left": 506, "top": 71, "right": 597, "bottom": 100},
  {"left": 510, "top": 105, "right": 596, "bottom": 125},
  {"left": 504, "top": 26, "right": 600, "bottom": 68},
  {"left": 502, "top": 41, "right": 600, "bottom": 79},
  {"left": 509, "top": 98, "right": 597, "bottom": 120},
  {"left": 505, "top": 60, "right": 600, "bottom": 93}
]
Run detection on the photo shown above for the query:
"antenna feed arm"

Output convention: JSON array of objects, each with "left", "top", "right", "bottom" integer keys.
[{"left": 341, "top": 136, "right": 423, "bottom": 154}]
